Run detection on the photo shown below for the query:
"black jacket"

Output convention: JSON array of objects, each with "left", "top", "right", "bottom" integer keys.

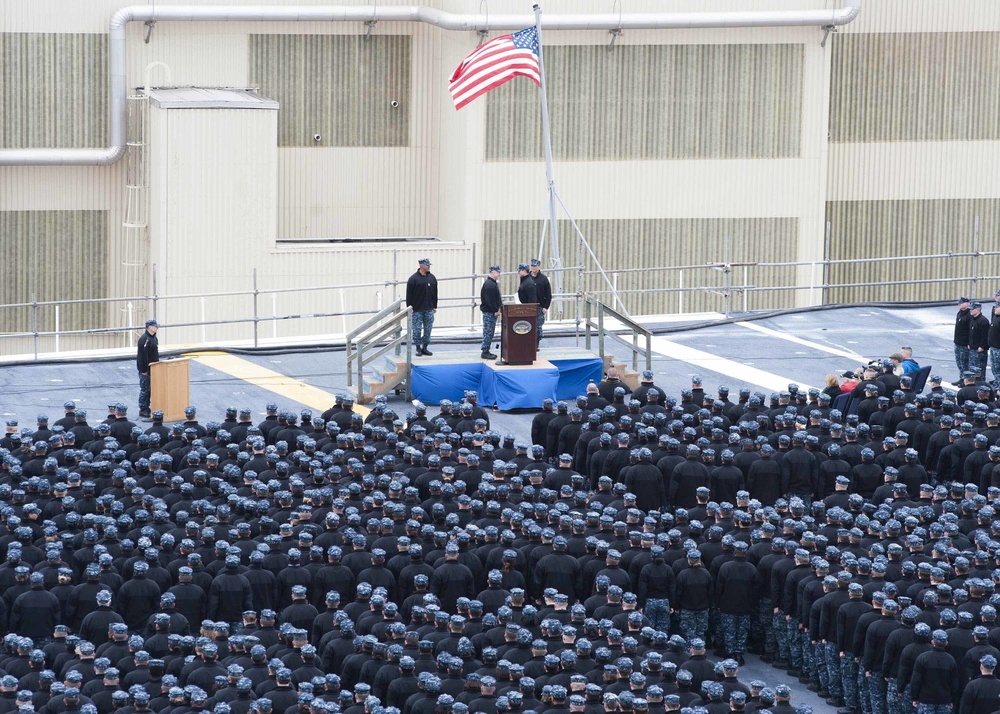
[
  {"left": 532, "top": 271, "right": 552, "bottom": 309},
  {"left": 989, "top": 309, "right": 1000, "bottom": 349},
  {"left": 480, "top": 277, "right": 502, "bottom": 314},
  {"left": 405, "top": 270, "right": 438, "bottom": 312},
  {"left": 911, "top": 647, "right": 960, "bottom": 705},
  {"left": 517, "top": 275, "right": 537, "bottom": 304},
  {"left": 207, "top": 568, "right": 253, "bottom": 623},
  {"left": 136, "top": 330, "right": 159, "bottom": 373},
  {"left": 959, "top": 673, "right": 1000, "bottom": 714},
  {"left": 956, "top": 307, "right": 972, "bottom": 346},
  {"left": 637, "top": 561, "right": 675, "bottom": 605},
  {"left": 675, "top": 565, "right": 712, "bottom": 611},
  {"left": 969, "top": 312, "right": 991, "bottom": 350},
  {"left": 715, "top": 558, "right": 757, "bottom": 614}
]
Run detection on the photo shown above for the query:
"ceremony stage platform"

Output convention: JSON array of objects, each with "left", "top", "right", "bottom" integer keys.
[{"left": 404, "top": 347, "right": 605, "bottom": 410}]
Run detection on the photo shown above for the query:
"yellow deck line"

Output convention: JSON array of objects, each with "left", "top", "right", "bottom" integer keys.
[{"left": 183, "top": 351, "right": 370, "bottom": 416}]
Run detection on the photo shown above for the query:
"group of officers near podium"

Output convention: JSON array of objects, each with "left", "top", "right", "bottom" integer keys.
[
  {"left": 478, "top": 260, "right": 552, "bottom": 361},
  {"left": 402, "top": 258, "right": 552, "bottom": 363}
]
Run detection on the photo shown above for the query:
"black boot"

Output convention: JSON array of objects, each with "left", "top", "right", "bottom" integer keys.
[
  {"left": 414, "top": 345, "right": 424, "bottom": 356},
  {"left": 422, "top": 346, "right": 433, "bottom": 356}
]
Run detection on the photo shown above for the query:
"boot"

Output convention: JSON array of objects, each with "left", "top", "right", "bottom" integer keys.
[
  {"left": 772, "top": 659, "right": 789, "bottom": 669},
  {"left": 807, "top": 683, "right": 820, "bottom": 692},
  {"left": 414, "top": 345, "right": 424, "bottom": 356},
  {"left": 829, "top": 697, "right": 845, "bottom": 707},
  {"left": 481, "top": 351, "right": 497, "bottom": 360},
  {"left": 759, "top": 654, "right": 773, "bottom": 664},
  {"left": 737, "top": 655, "right": 746, "bottom": 666},
  {"left": 422, "top": 346, "right": 433, "bottom": 356}
]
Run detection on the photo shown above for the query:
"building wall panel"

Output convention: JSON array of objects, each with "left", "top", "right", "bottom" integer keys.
[
  {"left": 827, "top": 142, "right": 1000, "bottom": 202},
  {"left": 830, "top": 32, "right": 1000, "bottom": 143},
  {"left": 486, "top": 43, "right": 804, "bottom": 161},
  {"left": 0, "top": 33, "right": 107, "bottom": 149},
  {"left": 825, "top": 199, "right": 1000, "bottom": 303},
  {"left": 249, "top": 34, "right": 411, "bottom": 147},
  {"left": 484, "top": 217, "right": 799, "bottom": 316},
  {"left": 0, "top": 210, "right": 107, "bottom": 332}
]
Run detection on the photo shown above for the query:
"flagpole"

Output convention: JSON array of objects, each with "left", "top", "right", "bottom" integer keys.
[{"left": 533, "top": 4, "right": 563, "bottom": 319}]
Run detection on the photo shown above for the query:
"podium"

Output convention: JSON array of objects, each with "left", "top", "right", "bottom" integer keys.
[
  {"left": 150, "top": 358, "right": 190, "bottom": 422},
  {"left": 500, "top": 303, "right": 538, "bottom": 365}
]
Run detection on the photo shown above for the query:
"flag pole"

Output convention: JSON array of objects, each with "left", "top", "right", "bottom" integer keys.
[{"left": 533, "top": 4, "right": 563, "bottom": 318}]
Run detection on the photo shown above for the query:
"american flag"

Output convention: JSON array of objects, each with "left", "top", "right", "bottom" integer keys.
[{"left": 448, "top": 27, "right": 540, "bottom": 111}]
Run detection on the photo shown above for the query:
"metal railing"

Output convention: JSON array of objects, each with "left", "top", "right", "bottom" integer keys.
[
  {"left": 583, "top": 296, "right": 652, "bottom": 373},
  {"left": 345, "top": 299, "right": 412, "bottom": 403},
  {"left": 4, "top": 244, "right": 1000, "bottom": 361}
]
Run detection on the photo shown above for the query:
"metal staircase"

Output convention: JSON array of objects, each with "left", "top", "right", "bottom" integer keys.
[
  {"left": 345, "top": 300, "right": 412, "bottom": 403},
  {"left": 583, "top": 296, "right": 652, "bottom": 389}
]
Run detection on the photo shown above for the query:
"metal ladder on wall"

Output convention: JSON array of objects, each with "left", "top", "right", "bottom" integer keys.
[
  {"left": 345, "top": 300, "right": 413, "bottom": 403},
  {"left": 117, "top": 92, "right": 151, "bottom": 345}
]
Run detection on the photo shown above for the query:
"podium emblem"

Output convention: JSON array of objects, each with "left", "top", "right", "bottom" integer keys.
[{"left": 512, "top": 320, "right": 533, "bottom": 335}]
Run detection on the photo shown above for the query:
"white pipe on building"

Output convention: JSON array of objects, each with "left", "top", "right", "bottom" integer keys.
[{"left": 0, "top": 0, "right": 861, "bottom": 167}]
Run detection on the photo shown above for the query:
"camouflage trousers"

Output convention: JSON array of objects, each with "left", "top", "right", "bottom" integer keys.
[
  {"left": 898, "top": 684, "right": 916, "bottom": 714},
  {"left": 869, "top": 673, "right": 888, "bottom": 714},
  {"left": 679, "top": 609, "right": 709, "bottom": 642},
  {"left": 719, "top": 613, "right": 751, "bottom": 656},
  {"left": 773, "top": 612, "right": 790, "bottom": 661},
  {"left": 825, "top": 643, "right": 843, "bottom": 699},
  {"left": 809, "top": 640, "right": 829, "bottom": 691},
  {"left": 916, "top": 706, "right": 953, "bottom": 714},
  {"left": 842, "top": 656, "right": 859, "bottom": 708},
  {"left": 858, "top": 667, "right": 871, "bottom": 714},
  {"left": 787, "top": 620, "right": 803, "bottom": 669},
  {"left": 886, "top": 677, "right": 902, "bottom": 714},
  {"left": 801, "top": 633, "right": 816, "bottom": 678},
  {"left": 709, "top": 608, "right": 723, "bottom": 650},
  {"left": 645, "top": 598, "right": 670, "bottom": 633},
  {"left": 753, "top": 599, "right": 773, "bottom": 654}
]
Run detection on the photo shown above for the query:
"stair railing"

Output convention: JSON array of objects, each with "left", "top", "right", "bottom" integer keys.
[
  {"left": 346, "top": 299, "right": 412, "bottom": 402},
  {"left": 583, "top": 295, "right": 652, "bottom": 373}
]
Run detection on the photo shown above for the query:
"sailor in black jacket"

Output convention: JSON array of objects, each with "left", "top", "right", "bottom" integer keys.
[
  {"left": 136, "top": 318, "right": 159, "bottom": 418},
  {"left": 910, "top": 629, "right": 960, "bottom": 709},
  {"left": 516, "top": 263, "right": 537, "bottom": 305},
  {"left": 479, "top": 265, "right": 503, "bottom": 359},
  {"left": 529, "top": 259, "right": 552, "bottom": 346}
]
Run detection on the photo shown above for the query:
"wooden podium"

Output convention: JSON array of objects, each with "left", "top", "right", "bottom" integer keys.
[
  {"left": 150, "top": 358, "right": 190, "bottom": 422},
  {"left": 500, "top": 303, "right": 538, "bottom": 365}
]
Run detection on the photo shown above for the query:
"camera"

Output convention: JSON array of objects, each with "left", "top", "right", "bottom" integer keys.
[
  {"left": 313, "top": 134, "right": 322, "bottom": 142},
  {"left": 390, "top": 100, "right": 399, "bottom": 108}
]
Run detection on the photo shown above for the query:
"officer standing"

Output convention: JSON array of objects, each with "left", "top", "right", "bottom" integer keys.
[
  {"left": 136, "top": 318, "right": 159, "bottom": 419},
  {"left": 529, "top": 259, "right": 552, "bottom": 346},
  {"left": 480, "top": 265, "right": 502, "bottom": 360},
  {"left": 517, "top": 263, "right": 537, "bottom": 305},
  {"left": 955, "top": 296, "right": 973, "bottom": 381},
  {"left": 969, "top": 301, "right": 990, "bottom": 380},
  {"left": 406, "top": 258, "right": 438, "bottom": 356}
]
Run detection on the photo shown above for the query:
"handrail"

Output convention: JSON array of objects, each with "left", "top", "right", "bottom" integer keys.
[
  {"left": 583, "top": 295, "right": 652, "bottom": 373},
  {"left": 346, "top": 300, "right": 412, "bottom": 403},
  {"left": 346, "top": 299, "right": 404, "bottom": 342}
]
